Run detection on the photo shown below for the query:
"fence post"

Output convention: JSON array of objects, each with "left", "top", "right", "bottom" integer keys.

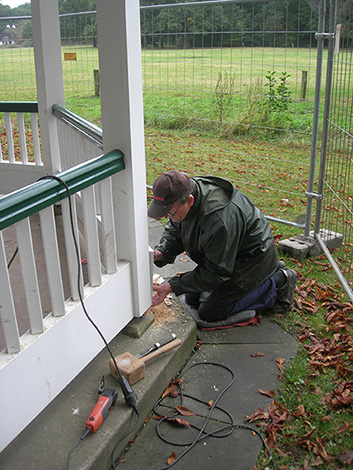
[
  {"left": 300, "top": 70, "right": 308, "bottom": 100},
  {"left": 314, "top": 0, "right": 337, "bottom": 234},
  {"left": 94, "top": 69, "right": 100, "bottom": 97},
  {"left": 304, "top": 0, "right": 326, "bottom": 236}
]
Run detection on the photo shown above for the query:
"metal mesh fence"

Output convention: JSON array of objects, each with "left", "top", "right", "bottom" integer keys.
[
  {"left": 141, "top": 0, "right": 321, "bottom": 227},
  {"left": 0, "top": 17, "right": 36, "bottom": 102},
  {"left": 1, "top": 2, "right": 324, "bottom": 229},
  {"left": 60, "top": 12, "right": 100, "bottom": 125},
  {"left": 318, "top": 3, "right": 353, "bottom": 291}
]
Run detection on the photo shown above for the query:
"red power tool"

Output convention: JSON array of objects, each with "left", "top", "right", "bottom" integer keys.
[{"left": 85, "top": 376, "right": 118, "bottom": 434}]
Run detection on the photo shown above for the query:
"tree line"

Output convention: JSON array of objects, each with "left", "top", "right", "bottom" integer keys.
[{"left": 1, "top": 1, "right": 351, "bottom": 48}]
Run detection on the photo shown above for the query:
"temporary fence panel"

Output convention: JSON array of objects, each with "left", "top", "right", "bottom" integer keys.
[{"left": 314, "top": 0, "right": 353, "bottom": 300}]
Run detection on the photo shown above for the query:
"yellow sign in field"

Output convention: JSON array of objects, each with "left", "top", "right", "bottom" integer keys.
[{"left": 64, "top": 52, "right": 77, "bottom": 61}]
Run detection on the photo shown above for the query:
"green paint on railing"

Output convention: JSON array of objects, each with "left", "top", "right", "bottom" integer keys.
[
  {"left": 0, "top": 150, "right": 125, "bottom": 230},
  {"left": 0, "top": 101, "right": 38, "bottom": 113}
]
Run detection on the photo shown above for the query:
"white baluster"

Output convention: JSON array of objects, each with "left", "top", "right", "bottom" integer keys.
[
  {"left": 0, "top": 232, "right": 20, "bottom": 353},
  {"left": 4, "top": 113, "right": 15, "bottom": 163},
  {"left": 39, "top": 206, "right": 65, "bottom": 316},
  {"left": 61, "top": 197, "right": 84, "bottom": 301},
  {"left": 17, "top": 113, "right": 28, "bottom": 164},
  {"left": 82, "top": 186, "right": 102, "bottom": 286},
  {"left": 98, "top": 178, "right": 117, "bottom": 274},
  {"left": 15, "top": 218, "right": 44, "bottom": 334},
  {"left": 30, "top": 113, "right": 42, "bottom": 165}
]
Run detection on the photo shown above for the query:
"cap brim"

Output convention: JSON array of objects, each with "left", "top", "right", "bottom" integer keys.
[{"left": 148, "top": 200, "right": 174, "bottom": 219}]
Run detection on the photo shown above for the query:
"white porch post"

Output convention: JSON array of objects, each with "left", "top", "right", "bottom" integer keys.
[
  {"left": 31, "top": 0, "right": 65, "bottom": 173},
  {"left": 96, "top": 0, "right": 151, "bottom": 316}
]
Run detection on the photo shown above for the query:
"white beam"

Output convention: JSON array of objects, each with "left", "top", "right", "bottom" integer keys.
[
  {"left": 31, "top": 0, "right": 65, "bottom": 173},
  {"left": 96, "top": 0, "right": 152, "bottom": 316}
]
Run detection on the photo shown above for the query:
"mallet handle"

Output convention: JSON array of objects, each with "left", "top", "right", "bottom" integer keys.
[{"left": 141, "top": 338, "right": 181, "bottom": 364}]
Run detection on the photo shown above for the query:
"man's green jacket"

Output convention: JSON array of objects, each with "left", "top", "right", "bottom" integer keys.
[{"left": 154, "top": 175, "right": 279, "bottom": 303}]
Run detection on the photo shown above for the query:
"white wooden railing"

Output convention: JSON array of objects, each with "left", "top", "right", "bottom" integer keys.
[
  {"left": 0, "top": 102, "right": 49, "bottom": 194},
  {"left": 0, "top": 105, "right": 149, "bottom": 453}
]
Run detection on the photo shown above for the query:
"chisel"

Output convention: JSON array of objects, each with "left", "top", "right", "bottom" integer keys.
[{"left": 136, "top": 333, "right": 177, "bottom": 359}]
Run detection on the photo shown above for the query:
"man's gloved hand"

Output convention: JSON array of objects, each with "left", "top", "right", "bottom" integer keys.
[{"left": 152, "top": 282, "right": 172, "bottom": 306}]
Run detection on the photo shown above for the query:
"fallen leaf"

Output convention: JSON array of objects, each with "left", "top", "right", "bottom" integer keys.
[
  {"left": 251, "top": 352, "right": 265, "bottom": 357},
  {"left": 340, "top": 449, "right": 353, "bottom": 465},
  {"left": 246, "top": 407, "right": 268, "bottom": 423},
  {"left": 208, "top": 400, "right": 215, "bottom": 409},
  {"left": 195, "top": 340, "right": 204, "bottom": 350},
  {"left": 167, "top": 452, "right": 177, "bottom": 465},
  {"left": 293, "top": 404, "right": 306, "bottom": 417},
  {"left": 315, "top": 437, "right": 332, "bottom": 463},
  {"left": 258, "top": 388, "right": 276, "bottom": 398},
  {"left": 337, "top": 423, "right": 350, "bottom": 433},
  {"left": 176, "top": 406, "right": 195, "bottom": 416},
  {"left": 311, "top": 455, "right": 324, "bottom": 467},
  {"left": 144, "top": 415, "right": 152, "bottom": 424},
  {"left": 297, "top": 427, "right": 316, "bottom": 445},
  {"left": 276, "top": 357, "right": 285, "bottom": 380},
  {"left": 162, "top": 383, "right": 176, "bottom": 398},
  {"left": 167, "top": 417, "right": 191, "bottom": 427}
]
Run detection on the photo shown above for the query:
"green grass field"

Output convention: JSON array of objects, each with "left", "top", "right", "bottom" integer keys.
[
  {"left": 1, "top": 44, "right": 351, "bottom": 233},
  {"left": 1, "top": 45, "right": 323, "bottom": 126}
]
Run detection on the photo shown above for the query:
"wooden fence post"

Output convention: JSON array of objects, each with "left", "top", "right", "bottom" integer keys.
[
  {"left": 300, "top": 70, "right": 308, "bottom": 100},
  {"left": 94, "top": 69, "right": 100, "bottom": 97}
]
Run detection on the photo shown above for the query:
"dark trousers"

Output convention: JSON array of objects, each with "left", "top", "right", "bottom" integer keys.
[{"left": 185, "top": 276, "right": 277, "bottom": 322}]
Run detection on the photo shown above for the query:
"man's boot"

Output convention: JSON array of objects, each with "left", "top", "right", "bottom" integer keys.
[{"left": 272, "top": 269, "right": 297, "bottom": 314}]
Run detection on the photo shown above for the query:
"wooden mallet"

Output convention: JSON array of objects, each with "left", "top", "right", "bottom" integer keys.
[{"left": 109, "top": 338, "right": 182, "bottom": 385}]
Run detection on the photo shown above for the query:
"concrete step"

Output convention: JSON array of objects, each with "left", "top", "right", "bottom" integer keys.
[{"left": 0, "top": 302, "right": 197, "bottom": 470}]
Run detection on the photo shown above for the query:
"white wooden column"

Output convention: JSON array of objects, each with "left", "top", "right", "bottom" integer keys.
[
  {"left": 96, "top": 0, "right": 151, "bottom": 316},
  {"left": 31, "top": 0, "right": 65, "bottom": 173}
]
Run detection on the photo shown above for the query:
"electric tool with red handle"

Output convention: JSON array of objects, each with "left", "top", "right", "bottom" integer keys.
[{"left": 85, "top": 387, "right": 118, "bottom": 433}]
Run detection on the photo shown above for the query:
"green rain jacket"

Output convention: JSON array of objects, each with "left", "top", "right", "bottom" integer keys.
[{"left": 154, "top": 176, "right": 279, "bottom": 303}]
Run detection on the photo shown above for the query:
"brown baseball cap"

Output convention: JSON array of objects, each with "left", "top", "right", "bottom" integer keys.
[{"left": 148, "top": 170, "right": 192, "bottom": 219}]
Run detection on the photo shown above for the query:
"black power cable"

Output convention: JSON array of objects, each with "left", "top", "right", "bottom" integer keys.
[
  {"left": 7, "top": 246, "right": 19, "bottom": 269},
  {"left": 66, "top": 429, "right": 91, "bottom": 470},
  {"left": 37, "top": 176, "right": 140, "bottom": 467},
  {"left": 152, "top": 362, "right": 277, "bottom": 470},
  {"left": 110, "top": 406, "right": 140, "bottom": 469}
]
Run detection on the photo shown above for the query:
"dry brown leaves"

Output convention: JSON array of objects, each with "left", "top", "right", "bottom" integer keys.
[
  {"left": 246, "top": 267, "right": 353, "bottom": 466},
  {"left": 246, "top": 400, "right": 342, "bottom": 465},
  {"left": 161, "top": 377, "right": 182, "bottom": 399},
  {"left": 294, "top": 275, "right": 353, "bottom": 413}
]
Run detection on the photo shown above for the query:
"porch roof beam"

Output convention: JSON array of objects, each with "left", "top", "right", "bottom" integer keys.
[{"left": 0, "top": 150, "right": 124, "bottom": 230}]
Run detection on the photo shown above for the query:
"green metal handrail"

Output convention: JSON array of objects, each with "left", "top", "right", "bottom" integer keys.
[
  {"left": 0, "top": 150, "right": 124, "bottom": 230},
  {"left": 0, "top": 101, "right": 38, "bottom": 113}
]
